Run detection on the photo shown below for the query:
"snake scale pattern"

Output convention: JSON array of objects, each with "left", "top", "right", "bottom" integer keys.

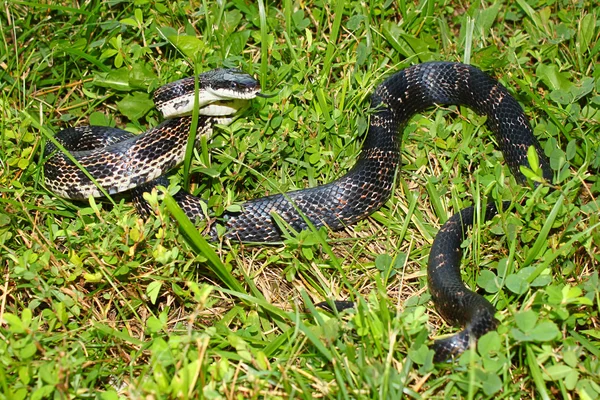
[{"left": 44, "top": 62, "right": 552, "bottom": 361}]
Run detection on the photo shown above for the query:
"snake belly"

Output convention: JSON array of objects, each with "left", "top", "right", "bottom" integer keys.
[{"left": 44, "top": 62, "right": 552, "bottom": 361}]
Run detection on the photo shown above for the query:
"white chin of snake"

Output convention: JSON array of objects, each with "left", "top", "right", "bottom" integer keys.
[
  {"left": 159, "top": 89, "right": 256, "bottom": 117},
  {"left": 198, "top": 99, "right": 250, "bottom": 116}
]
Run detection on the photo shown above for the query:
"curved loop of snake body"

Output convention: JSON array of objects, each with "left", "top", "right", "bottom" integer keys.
[{"left": 44, "top": 62, "right": 552, "bottom": 361}]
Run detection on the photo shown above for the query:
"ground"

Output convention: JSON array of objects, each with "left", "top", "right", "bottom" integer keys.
[{"left": 0, "top": 0, "right": 599, "bottom": 398}]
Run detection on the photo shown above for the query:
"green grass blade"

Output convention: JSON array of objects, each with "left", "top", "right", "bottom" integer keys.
[
  {"left": 322, "top": 0, "right": 345, "bottom": 79},
  {"left": 92, "top": 322, "right": 145, "bottom": 346},
  {"left": 569, "top": 331, "right": 600, "bottom": 358},
  {"left": 426, "top": 177, "right": 446, "bottom": 223},
  {"left": 257, "top": 0, "right": 269, "bottom": 86},
  {"left": 523, "top": 194, "right": 564, "bottom": 267},
  {"left": 527, "top": 220, "right": 600, "bottom": 283},
  {"left": 182, "top": 72, "right": 201, "bottom": 189},
  {"left": 162, "top": 193, "right": 246, "bottom": 295},
  {"left": 218, "top": 287, "right": 334, "bottom": 361},
  {"left": 526, "top": 345, "right": 551, "bottom": 400}
]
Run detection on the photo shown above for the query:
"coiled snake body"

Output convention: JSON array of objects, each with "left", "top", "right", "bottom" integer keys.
[{"left": 44, "top": 62, "right": 552, "bottom": 361}]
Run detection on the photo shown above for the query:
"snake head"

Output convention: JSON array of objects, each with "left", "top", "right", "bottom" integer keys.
[
  {"left": 154, "top": 68, "right": 262, "bottom": 118},
  {"left": 201, "top": 69, "right": 261, "bottom": 99}
]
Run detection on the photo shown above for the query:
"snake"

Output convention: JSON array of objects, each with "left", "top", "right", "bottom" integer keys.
[{"left": 44, "top": 62, "right": 552, "bottom": 361}]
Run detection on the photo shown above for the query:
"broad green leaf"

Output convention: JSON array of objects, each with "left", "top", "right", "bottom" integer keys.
[
  {"left": 31, "top": 385, "right": 55, "bottom": 400},
  {"left": 120, "top": 17, "right": 137, "bottom": 27},
  {"left": 536, "top": 64, "right": 572, "bottom": 91},
  {"left": 116, "top": 92, "right": 155, "bottom": 120},
  {"left": 147, "top": 280, "right": 163, "bottom": 304},
  {"left": 18, "top": 339, "right": 37, "bottom": 359},
  {"left": 566, "top": 139, "right": 577, "bottom": 160},
  {"left": 506, "top": 273, "right": 529, "bottom": 294},
  {"left": 478, "top": 331, "right": 501, "bottom": 355},
  {"left": 129, "top": 62, "right": 158, "bottom": 89},
  {"left": 530, "top": 321, "right": 560, "bottom": 341},
  {"left": 480, "top": 370, "right": 502, "bottom": 396},
  {"left": 514, "top": 310, "right": 538, "bottom": 332},
  {"left": 564, "top": 370, "right": 579, "bottom": 390},
  {"left": 527, "top": 145, "right": 541, "bottom": 175},
  {"left": 89, "top": 111, "right": 112, "bottom": 126},
  {"left": 168, "top": 35, "right": 205, "bottom": 59},
  {"left": 146, "top": 316, "right": 165, "bottom": 333},
  {"left": 100, "top": 390, "right": 120, "bottom": 400},
  {"left": 93, "top": 68, "right": 132, "bottom": 91},
  {"left": 578, "top": 13, "right": 596, "bottom": 54},
  {"left": 476, "top": 2, "right": 501, "bottom": 34},
  {"left": 223, "top": 9, "right": 243, "bottom": 34},
  {"left": 292, "top": 10, "right": 310, "bottom": 31},
  {"left": 544, "top": 364, "right": 574, "bottom": 381},
  {"left": 478, "top": 269, "right": 501, "bottom": 293},
  {"left": 134, "top": 8, "right": 143, "bottom": 25},
  {"left": 150, "top": 337, "right": 175, "bottom": 367},
  {"left": 375, "top": 253, "right": 393, "bottom": 271}
]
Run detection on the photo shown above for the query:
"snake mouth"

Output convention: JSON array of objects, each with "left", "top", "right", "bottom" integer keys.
[
  {"left": 199, "top": 98, "right": 251, "bottom": 116},
  {"left": 256, "top": 91, "right": 278, "bottom": 99}
]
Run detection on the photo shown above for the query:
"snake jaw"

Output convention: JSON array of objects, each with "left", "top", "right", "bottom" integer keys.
[
  {"left": 256, "top": 91, "right": 278, "bottom": 99},
  {"left": 198, "top": 99, "right": 251, "bottom": 117},
  {"left": 157, "top": 90, "right": 257, "bottom": 118},
  {"left": 155, "top": 68, "right": 261, "bottom": 118}
]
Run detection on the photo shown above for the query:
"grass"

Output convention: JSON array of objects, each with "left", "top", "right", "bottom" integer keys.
[{"left": 1, "top": 0, "right": 599, "bottom": 398}]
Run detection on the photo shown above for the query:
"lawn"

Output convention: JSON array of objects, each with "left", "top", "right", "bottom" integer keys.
[{"left": 1, "top": 0, "right": 599, "bottom": 398}]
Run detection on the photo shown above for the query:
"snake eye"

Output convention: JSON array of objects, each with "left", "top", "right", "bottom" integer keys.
[{"left": 229, "top": 81, "right": 239, "bottom": 90}]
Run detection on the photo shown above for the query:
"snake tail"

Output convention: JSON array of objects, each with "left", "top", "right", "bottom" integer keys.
[{"left": 427, "top": 201, "right": 512, "bottom": 362}]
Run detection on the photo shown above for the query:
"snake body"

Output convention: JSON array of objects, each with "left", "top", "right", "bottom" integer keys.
[
  {"left": 44, "top": 69, "right": 261, "bottom": 199},
  {"left": 45, "top": 62, "right": 552, "bottom": 360}
]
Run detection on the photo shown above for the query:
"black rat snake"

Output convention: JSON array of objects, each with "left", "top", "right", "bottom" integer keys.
[{"left": 44, "top": 62, "right": 552, "bottom": 361}]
